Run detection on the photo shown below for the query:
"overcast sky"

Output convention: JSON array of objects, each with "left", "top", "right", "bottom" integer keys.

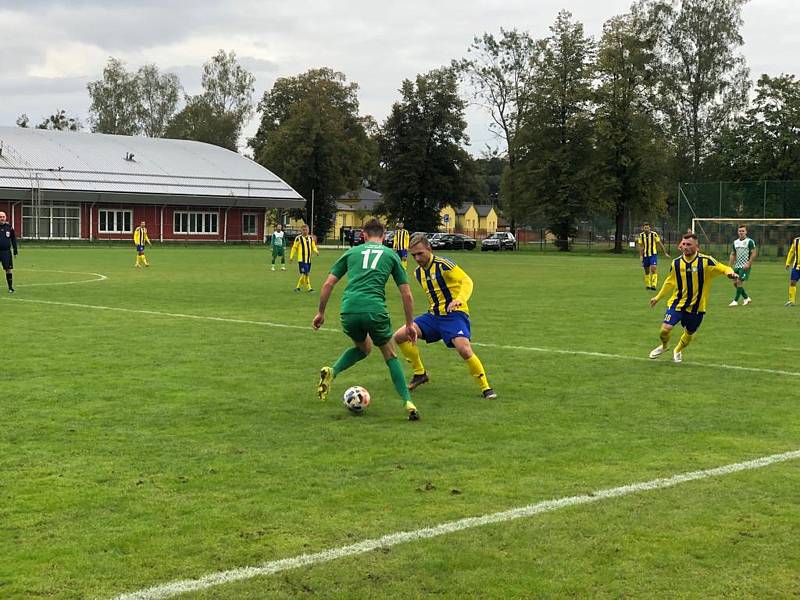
[{"left": 1, "top": 0, "right": 797, "bottom": 155}]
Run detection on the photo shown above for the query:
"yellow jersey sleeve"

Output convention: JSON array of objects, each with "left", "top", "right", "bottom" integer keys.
[
  {"left": 707, "top": 258, "right": 734, "bottom": 280},
  {"left": 289, "top": 238, "right": 300, "bottom": 260},
  {"left": 311, "top": 238, "right": 319, "bottom": 255},
  {"left": 447, "top": 265, "right": 473, "bottom": 304},
  {"left": 786, "top": 239, "right": 798, "bottom": 268},
  {"left": 654, "top": 261, "right": 677, "bottom": 302}
]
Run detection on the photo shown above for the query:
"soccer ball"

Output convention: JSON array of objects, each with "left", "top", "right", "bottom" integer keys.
[{"left": 343, "top": 386, "right": 371, "bottom": 414}]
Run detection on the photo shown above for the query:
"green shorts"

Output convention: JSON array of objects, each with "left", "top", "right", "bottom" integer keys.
[
  {"left": 341, "top": 312, "right": 393, "bottom": 347},
  {"left": 272, "top": 246, "right": 285, "bottom": 257},
  {"left": 735, "top": 267, "right": 751, "bottom": 281}
]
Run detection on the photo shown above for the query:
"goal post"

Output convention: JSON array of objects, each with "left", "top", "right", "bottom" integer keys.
[{"left": 690, "top": 218, "right": 800, "bottom": 259}]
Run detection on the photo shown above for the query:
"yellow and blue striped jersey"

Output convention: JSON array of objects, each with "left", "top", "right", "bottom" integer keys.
[
  {"left": 414, "top": 255, "right": 474, "bottom": 316},
  {"left": 637, "top": 231, "right": 661, "bottom": 257},
  {"left": 393, "top": 229, "right": 410, "bottom": 252},
  {"left": 133, "top": 227, "right": 150, "bottom": 245},
  {"left": 290, "top": 235, "right": 318, "bottom": 263},
  {"left": 786, "top": 237, "right": 800, "bottom": 270},
  {"left": 655, "top": 253, "right": 734, "bottom": 313}
]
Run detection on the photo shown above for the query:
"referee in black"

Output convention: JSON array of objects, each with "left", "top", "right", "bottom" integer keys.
[{"left": 0, "top": 211, "right": 18, "bottom": 293}]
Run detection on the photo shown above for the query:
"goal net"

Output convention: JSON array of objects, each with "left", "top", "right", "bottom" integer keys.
[{"left": 690, "top": 218, "right": 800, "bottom": 260}]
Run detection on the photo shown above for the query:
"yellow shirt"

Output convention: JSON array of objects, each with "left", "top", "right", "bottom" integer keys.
[
  {"left": 655, "top": 252, "right": 733, "bottom": 313},
  {"left": 786, "top": 237, "right": 800, "bottom": 270},
  {"left": 637, "top": 231, "right": 661, "bottom": 258},
  {"left": 133, "top": 227, "right": 150, "bottom": 245},
  {"left": 290, "top": 235, "right": 318, "bottom": 263},
  {"left": 393, "top": 229, "right": 410, "bottom": 252},
  {"left": 413, "top": 255, "right": 473, "bottom": 316}
]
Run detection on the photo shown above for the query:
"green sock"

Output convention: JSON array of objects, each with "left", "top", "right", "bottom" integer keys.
[
  {"left": 386, "top": 357, "right": 411, "bottom": 404},
  {"left": 741, "top": 288, "right": 748, "bottom": 299},
  {"left": 333, "top": 347, "right": 367, "bottom": 376},
  {"left": 735, "top": 288, "right": 743, "bottom": 300}
]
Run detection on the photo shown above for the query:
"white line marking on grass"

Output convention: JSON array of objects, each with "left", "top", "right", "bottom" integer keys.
[
  {"left": 110, "top": 449, "right": 800, "bottom": 600},
  {"left": 4, "top": 297, "right": 799, "bottom": 379},
  {"left": 471, "top": 342, "right": 800, "bottom": 378},
  {"left": 15, "top": 269, "right": 108, "bottom": 287}
]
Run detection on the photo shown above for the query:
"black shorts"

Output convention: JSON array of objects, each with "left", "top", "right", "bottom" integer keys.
[{"left": 0, "top": 250, "right": 12, "bottom": 270}]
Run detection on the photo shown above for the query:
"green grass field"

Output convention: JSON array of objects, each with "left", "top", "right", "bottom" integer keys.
[{"left": 2, "top": 245, "right": 799, "bottom": 599}]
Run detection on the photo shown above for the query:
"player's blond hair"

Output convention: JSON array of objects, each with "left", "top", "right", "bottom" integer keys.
[{"left": 409, "top": 233, "right": 430, "bottom": 249}]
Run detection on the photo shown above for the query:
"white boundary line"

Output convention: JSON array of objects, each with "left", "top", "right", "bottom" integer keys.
[
  {"left": 4, "top": 297, "right": 799, "bottom": 379},
  {"left": 110, "top": 448, "right": 800, "bottom": 600},
  {"left": 14, "top": 269, "right": 108, "bottom": 287}
]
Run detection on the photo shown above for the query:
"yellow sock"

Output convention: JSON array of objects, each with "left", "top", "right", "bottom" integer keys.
[
  {"left": 398, "top": 341, "right": 425, "bottom": 375},
  {"left": 644, "top": 273, "right": 650, "bottom": 287},
  {"left": 674, "top": 331, "right": 694, "bottom": 353},
  {"left": 790, "top": 286, "right": 797, "bottom": 304},
  {"left": 295, "top": 275, "right": 304, "bottom": 289},
  {"left": 401, "top": 259, "right": 408, "bottom": 270},
  {"left": 135, "top": 255, "right": 140, "bottom": 266},
  {"left": 652, "top": 273, "right": 658, "bottom": 288},
  {"left": 465, "top": 354, "right": 491, "bottom": 392},
  {"left": 141, "top": 254, "right": 149, "bottom": 266},
  {"left": 659, "top": 327, "right": 671, "bottom": 348},
  {"left": 305, "top": 275, "right": 312, "bottom": 290}
]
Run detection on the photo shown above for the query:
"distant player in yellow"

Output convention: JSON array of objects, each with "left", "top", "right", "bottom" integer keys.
[
  {"left": 289, "top": 225, "right": 319, "bottom": 292},
  {"left": 649, "top": 233, "right": 738, "bottom": 363},
  {"left": 393, "top": 233, "right": 497, "bottom": 399},
  {"left": 133, "top": 221, "right": 151, "bottom": 267},
  {"left": 393, "top": 221, "right": 410, "bottom": 269},
  {"left": 785, "top": 235, "right": 800, "bottom": 306},
  {"left": 637, "top": 223, "right": 670, "bottom": 290}
]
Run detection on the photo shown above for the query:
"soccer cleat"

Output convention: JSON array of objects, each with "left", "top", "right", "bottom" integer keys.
[
  {"left": 294, "top": 288, "right": 301, "bottom": 292},
  {"left": 743, "top": 297, "right": 752, "bottom": 305},
  {"left": 271, "top": 265, "right": 275, "bottom": 271},
  {"left": 649, "top": 346, "right": 667, "bottom": 359},
  {"left": 482, "top": 388, "right": 498, "bottom": 399},
  {"left": 728, "top": 300, "right": 739, "bottom": 306},
  {"left": 317, "top": 366, "right": 334, "bottom": 401},
  {"left": 281, "top": 266, "right": 286, "bottom": 271},
  {"left": 8, "top": 288, "right": 14, "bottom": 294},
  {"left": 407, "top": 372, "right": 429, "bottom": 391},
  {"left": 673, "top": 350, "right": 682, "bottom": 363},
  {"left": 405, "top": 401, "right": 420, "bottom": 421},
  {"left": 785, "top": 301, "right": 795, "bottom": 307},
  {"left": 307, "top": 288, "right": 314, "bottom": 293}
]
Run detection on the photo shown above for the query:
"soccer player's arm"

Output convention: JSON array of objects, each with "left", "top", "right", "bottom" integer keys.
[
  {"left": 145, "top": 231, "right": 152, "bottom": 245},
  {"left": 313, "top": 255, "right": 347, "bottom": 329},
  {"left": 728, "top": 243, "right": 736, "bottom": 267},
  {"left": 446, "top": 266, "right": 473, "bottom": 312},
  {"left": 10, "top": 228, "right": 17, "bottom": 255},
  {"left": 709, "top": 259, "right": 737, "bottom": 280},
  {"left": 312, "top": 238, "right": 319, "bottom": 256},
  {"left": 636, "top": 235, "right": 644, "bottom": 259},
  {"left": 746, "top": 240, "right": 757, "bottom": 266},
  {"left": 786, "top": 242, "right": 795, "bottom": 270},
  {"left": 651, "top": 264, "right": 676, "bottom": 306},
  {"left": 289, "top": 238, "right": 299, "bottom": 262},
  {"left": 656, "top": 234, "right": 670, "bottom": 257}
]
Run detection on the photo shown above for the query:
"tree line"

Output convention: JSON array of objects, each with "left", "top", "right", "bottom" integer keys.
[{"left": 15, "top": 0, "right": 800, "bottom": 249}]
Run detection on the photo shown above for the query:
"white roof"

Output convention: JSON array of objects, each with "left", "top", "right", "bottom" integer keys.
[{"left": 0, "top": 127, "right": 304, "bottom": 209}]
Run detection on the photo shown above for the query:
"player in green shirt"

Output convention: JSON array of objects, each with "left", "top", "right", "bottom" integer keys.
[
  {"left": 312, "top": 218, "right": 420, "bottom": 420},
  {"left": 728, "top": 225, "right": 758, "bottom": 306},
  {"left": 268, "top": 223, "right": 287, "bottom": 271}
]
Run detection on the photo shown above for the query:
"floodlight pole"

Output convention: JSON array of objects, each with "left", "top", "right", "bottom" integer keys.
[{"left": 310, "top": 189, "right": 315, "bottom": 237}]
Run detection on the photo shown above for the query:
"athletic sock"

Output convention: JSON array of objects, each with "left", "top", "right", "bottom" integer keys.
[
  {"left": 295, "top": 275, "right": 304, "bottom": 289},
  {"left": 398, "top": 341, "right": 425, "bottom": 375},
  {"left": 333, "top": 347, "right": 367, "bottom": 376},
  {"left": 401, "top": 259, "right": 408, "bottom": 270},
  {"left": 735, "top": 287, "right": 744, "bottom": 301},
  {"left": 652, "top": 273, "right": 658, "bottom": 288},
  {"left": 305, "top": 275, "right": 312, "bottom": 290},
  {"left": 6, "top": 272, "right": 12, "bottom": 290},
  {"left": 659, "top": 327, "right": 671, "bottom": 348},
  {"left": 465, "top": 354, "right": 491, "bottom": 392},
  {"left": 644, "top": 273, "right": 650, "bottom": 288},
  {"left": 790, "top": 286, "right": 797, "bottom": 304},
  {"left": 386, "top": 356, "right": 411, "bottom": 403},
  {"left": 740, "top": 288, "right": 748, "bottom": 299},
  {"left": 674, "top": 331, "right": 693, "bottom": 353},
  {"left": 142, "top": 254, "right": 149, "bottom": 266}
]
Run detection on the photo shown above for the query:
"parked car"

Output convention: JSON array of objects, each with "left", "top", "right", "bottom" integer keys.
[
  {"left": 431, "top": 233, "right": 477, "bottom": 251},
  {"left": 481, "top": 231, "right": 517, "bottom": 251}
]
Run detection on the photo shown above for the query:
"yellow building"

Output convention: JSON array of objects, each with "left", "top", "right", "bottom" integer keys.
[{"left": 440, "top": 203, "right": 499, "bottom": 235}]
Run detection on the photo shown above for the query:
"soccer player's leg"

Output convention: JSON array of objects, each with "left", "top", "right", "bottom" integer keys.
[
  {"left": 649, "top": 258, "right": 658, "bottom": 289},
  {"left": 730, "top": 269, "right": 745, "bottom": 305},
  {"left": 642, "top": 257, "right": 650, "bottom": 289},
  {"left": 295, "top": 261, "right": 305, "bottom": 291},
  {"left": 399, "top": 249, "right": 408, "bottom": 270},
  {"left": 672, "top": 313, "right": 703, "bottom": 363},
  {"left": 740, "top": 269, "right": 751, "bottom": 304},
  {"left": 443, "top": 313, "right": 496, "bottom": 399},
  {"left": 318, "top": 315, "right": 372, "bottom": 401},
  {"left": 397, "top": 314, "right": 440, "bottom": 390},
  {"left": 1, "top": 252, "right": 13, "bottom": 292},
  {"left": 787, "top": 269, "right": 800, "bottom": 306},
  {"left": 373, "top": 316, "right": 419, "bottom": 420},
  {"left": 650, "top": 306, "right": 680, "bottom": 359}
]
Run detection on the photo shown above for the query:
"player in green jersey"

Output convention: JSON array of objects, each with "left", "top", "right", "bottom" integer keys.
[
  {"left": 268, "top": 223, "right": 287, "bottom": 271},
  {"left": 728, "top": 225, "right": 757, "bottom": 306},
  {"left": 312, "top": 218, "right": 420, "bottom": 420}
]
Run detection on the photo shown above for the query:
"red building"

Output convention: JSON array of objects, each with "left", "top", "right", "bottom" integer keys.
[{"left": 0, "top": 127, "right": 304, "bottom": 242}]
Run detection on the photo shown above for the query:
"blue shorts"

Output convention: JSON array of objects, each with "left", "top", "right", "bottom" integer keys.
[
  {"left": 414, "top": 311, "right": 471, "bottom": 348},
  {"left": 663, "top": 307, "right": 704, "bottom": 334},
  {"left": 791, "top": 268, "right": 800, "bottom": 282},
  {"left": 398, "top": 249, "right": 408, "bottom": 259},
  {"left": 136, "top": 244, "right": 145, "bottom": 253},
  {"left": 298, "top": 262, "right": 311, "bottom": 275},
  {"left": 642, "top": 255, "right": 657, "bottom": 270}
]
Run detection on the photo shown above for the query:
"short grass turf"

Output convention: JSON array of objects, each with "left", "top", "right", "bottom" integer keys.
[{"left": 2, "top": 245, "right": 799, "bottom": 599}]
